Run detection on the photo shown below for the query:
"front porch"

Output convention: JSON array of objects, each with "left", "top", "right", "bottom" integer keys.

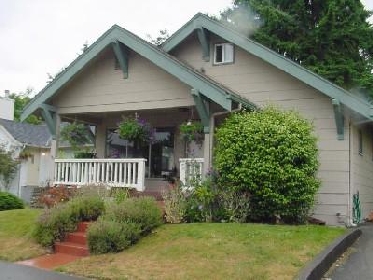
[{"left": 54, "top": 157, "right": 205, "bottom": 191}]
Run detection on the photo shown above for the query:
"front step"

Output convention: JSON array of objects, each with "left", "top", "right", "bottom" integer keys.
[
  {"left": 55, "top": 241, "right": 89, "bottom": 256},
  {"left": 66, "top": 232, "right": 86, "bottom": 245},
  {"left": 54, "top": 222, "right": 90, "bottom": 256}
]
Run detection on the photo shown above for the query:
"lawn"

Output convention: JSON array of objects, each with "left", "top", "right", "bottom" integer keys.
[
  {"left": 59, "top": 223, "right": 346, "bottom": 280},
  {"left": 0, "top": 208, "right": 47, "bottom": 261},
  {"left": 0, "top": 209, "right": 346, "bottom": 279}
]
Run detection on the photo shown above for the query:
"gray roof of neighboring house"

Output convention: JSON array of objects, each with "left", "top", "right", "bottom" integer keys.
[{"left": 0, "top": 118, "right": 51, "bottom": 148}]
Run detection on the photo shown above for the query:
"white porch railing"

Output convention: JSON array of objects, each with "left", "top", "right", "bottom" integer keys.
[
  {"left": 54, "top": 158, "right": 147, "bottom": 191},
  {"left": 179, "top": 158, "right": 204, "bottom": 186}
]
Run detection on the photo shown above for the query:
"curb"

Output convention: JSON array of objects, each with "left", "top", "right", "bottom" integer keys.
[{"left": 295, "top": 228, "right": 362, "bottom": 280}]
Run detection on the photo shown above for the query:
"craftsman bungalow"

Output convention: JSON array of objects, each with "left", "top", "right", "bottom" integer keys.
[{"left": 21, "top": 13, "right": 373, "bottom": 225}]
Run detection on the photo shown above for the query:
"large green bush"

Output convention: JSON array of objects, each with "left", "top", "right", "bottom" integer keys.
[
  {"left": 0, "top": 191, "right": 24, "bottom": 211},
  {"left": 215, "top": 106, "right": 320, "bottom": 223}
]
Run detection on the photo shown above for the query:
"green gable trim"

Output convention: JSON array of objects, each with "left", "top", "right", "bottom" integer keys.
[
  {"left": 192, "top": 89, "right": 210, "bottom": 133},
  {"left": 332, "top": 99, "right": 345, "bottom": 140},
  {"left": 163, "top": 13, "right": 373, "bottom": 122},
  {"left": 22, "top": 24, "right": 256, "bottom": 121},
  {"left": 111, "top": 40, "right": 129, "bottom": 79},
  {"left": 40, "top": 104, "right": 56, "bottom": 137},
  {"left": 196, "top": 28, "right": 210, "bottom": 62}
]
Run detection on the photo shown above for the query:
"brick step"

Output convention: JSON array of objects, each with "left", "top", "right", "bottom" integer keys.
[
  {"left": 66, "top": 232, "right": 87, "bottom": 245},
  {"left": 77, "top": 221, "right": 91, "bottom": 232},
  {"left": 55, "top": 241, "right": 89, "bottom": 256}
]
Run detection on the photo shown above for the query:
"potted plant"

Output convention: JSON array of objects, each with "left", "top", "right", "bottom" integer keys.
[
  {"left": 179, "top": 120, "right": 204, "bottom": 143},
  {"left": 116, "top": 115, "right": 153, "bottom": 144}
]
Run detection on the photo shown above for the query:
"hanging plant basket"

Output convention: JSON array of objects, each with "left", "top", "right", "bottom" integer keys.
[
  {"left": 116, "top": 115, "right": 153, "bottom": 144},
  {"left": 179, "top": 120, "right": 204, "bottom": 143}
]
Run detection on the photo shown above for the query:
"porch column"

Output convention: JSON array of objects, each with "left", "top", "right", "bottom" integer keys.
[
  {"left": 49, "top": 114, "right": 61, "bottom": 184},
  {"left": 203, "top": 132, "right": 211, "bottom": 175},
  {"left": 96, "top": 123, "right": 106, "bottom": 158}
]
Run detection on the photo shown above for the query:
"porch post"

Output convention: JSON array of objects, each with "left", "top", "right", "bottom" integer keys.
[
  {"left": 50, "top": 114, "right": 60, "bottom": 185},
  {"left": 203, "top": 132, "right": 211, "bottom": 175},
  {"left": 96, "top": 123, "right": 106, "bottom": 158}
]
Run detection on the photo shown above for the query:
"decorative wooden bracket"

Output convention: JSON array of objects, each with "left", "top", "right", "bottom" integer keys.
[
  {"left": 196, "top": 28, "right": 210, "bottom": 62},
  {"left": 332, "top": 98, "right": 344, "bottom": 140},
  {"left": 191, "top": 89, "right": 210, "bottom": 133},
  {"left": 40, "top": 104, "right": 57, "bottom": 137},
  {"left": 111, "top": 40, "right": 129, "bottom": 79}
]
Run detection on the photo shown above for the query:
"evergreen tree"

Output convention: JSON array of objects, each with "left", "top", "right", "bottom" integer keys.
[{"left": 223, "top": 0, "right": 373, "bottom": 94}]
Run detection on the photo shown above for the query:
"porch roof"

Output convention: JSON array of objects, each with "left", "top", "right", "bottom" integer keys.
[
  {"left": 163, "top": 13, "right": 373, "bottom": 122},
  {"left": 21, "top": 23, "right": 256, "bottom": 123}
]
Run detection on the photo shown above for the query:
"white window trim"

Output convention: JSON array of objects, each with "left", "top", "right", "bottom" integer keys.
[{"left": 214, "top": 43, "right": 234, "bottom": 65}]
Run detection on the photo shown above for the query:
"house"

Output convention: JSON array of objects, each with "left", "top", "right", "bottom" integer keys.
[
  {"left": 0, "top": 118, "right": 53, "bottom": 201},
  {"left": 21, "top": 13, "right": 373, "bottom": 226}
]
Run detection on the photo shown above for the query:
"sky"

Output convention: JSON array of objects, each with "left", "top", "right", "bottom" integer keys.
[{"left": 0, "top": 0, "right": 372, "bottom": 97}]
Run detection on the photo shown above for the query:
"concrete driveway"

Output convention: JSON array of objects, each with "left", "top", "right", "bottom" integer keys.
[
  {"left": 0, "top": 261, "right": 85, "bottom": 280},
  {"left": 330, "top": 223, "right": 373, "bottom": 279}
]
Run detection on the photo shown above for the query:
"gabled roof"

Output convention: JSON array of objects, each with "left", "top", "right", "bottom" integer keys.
[
  {"left": 21, "top": 23, "right": 256, "bottom": 122},
  {"left": 163, "top": 13, "right": 373, "bottom": 121},
  {"left": 0, "top": 118, "right": 51, "bottom": 148}
]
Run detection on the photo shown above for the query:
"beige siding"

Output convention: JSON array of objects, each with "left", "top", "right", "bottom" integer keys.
[
  {"left": 351, "top": 125, "right": 373, "bottom": 221},
  {"left": 172, "top": 34, "right": 350, "bottom": 225},
  {"left": 53, "top": 48, "right": 194, "bottom": 114}
]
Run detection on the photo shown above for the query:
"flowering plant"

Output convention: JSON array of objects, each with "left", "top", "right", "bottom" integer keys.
[
  {"left": 179, "top": 120, "right": 204, "bottom": 143},
  {"left": 116, "top": 115, "right": 153, "bottom": 143}
]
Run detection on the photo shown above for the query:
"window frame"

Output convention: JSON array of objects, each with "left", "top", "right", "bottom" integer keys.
[{"left": 213, "top": 43, "right": 235, "bottom": 65}]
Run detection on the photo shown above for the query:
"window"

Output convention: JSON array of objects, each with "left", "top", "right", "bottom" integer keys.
[
  {"left": 214, "top": 43, "right": 234, "bottom": 64},
  {"left": 106, "top": 127, "right": 175, "bottom": 179}
]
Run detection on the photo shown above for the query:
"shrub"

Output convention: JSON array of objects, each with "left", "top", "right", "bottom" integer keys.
[
  {"left": 68, "top": 194, "right": 105, "bottom": 221},
  {"left": 103, "top": 196, "right": 162, "bottom": 234},
  {"left": 33, "top": 191, "right": 105, "bottom": 247},
  {"left": 162, "top": 184, "right": 186, "bottom": 223},
  {"left": 38, "top": 185, "right": 76, "bottom": 208},
  {"left": 0, "top": 191, "right": 24, "bottom": 211},
  {"left": 215, "top": 106, "right": 320, "bottom": 223},
  {"left": 33, "top": 204, "right": 76, "bottom": 247},
  {"left": 87, "top": 220, "right": 141, "bottom": 254}
]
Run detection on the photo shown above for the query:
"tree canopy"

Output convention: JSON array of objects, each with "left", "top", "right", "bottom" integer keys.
[
  {"left": 8, "top": 89, "right": 42, "bottom": 125},
  {"left": 221, "top": 0, "right": 373, "bottom": 95}
]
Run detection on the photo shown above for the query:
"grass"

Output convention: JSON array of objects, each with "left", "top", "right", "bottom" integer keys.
[
  {"left": 59, "top": 223, "right": 346, "bottom": 280},
  {"left": 0, "top": 208, "right": 47, "bottom": 261}
]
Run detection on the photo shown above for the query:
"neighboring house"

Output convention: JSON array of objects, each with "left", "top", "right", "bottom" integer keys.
[
  {"left": 0, "top": 118, "right": 54, "bottom": 201},
  {"left": 21, "top": 13, "right": 373, "bottom": 226},
  {"left": 0, "top": 95, "right": 14, "bottom": 121}
]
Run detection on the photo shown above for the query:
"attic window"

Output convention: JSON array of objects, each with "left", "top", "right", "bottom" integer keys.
[{"left": 214, "top": 43, "right": 234, "bottom": 64}]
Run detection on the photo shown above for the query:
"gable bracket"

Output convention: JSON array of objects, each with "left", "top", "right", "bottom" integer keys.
[
  {"left": 111, "top": 40, "right": 129, "bottom": 79},
  {"left": 40, "top": 104, "right": 57, "bottom": 137},
  {"left": 196, "top": 28, "right": 210, "bottom": 62},
  {"left": 332, "top": 98, "right": 344, "bottom": 140},
  {"left": 191, "top": 89, "right": 210, "bottom": 133}
]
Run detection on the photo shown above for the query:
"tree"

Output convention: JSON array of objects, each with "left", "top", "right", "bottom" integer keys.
[
  {"left": 222, "top": 0, "right": 373, "bottom": 94},
  {"left": 214, "top": 106, "right": 320, "bottom": 223},
  {"left": 8, "top": 88, "right": 42, "bottom": 125},
  {"left": 0, "top": 146, "right": 18, "bottom": 190},
  {"left": 146, "top": 29, "right": 170, "bottom": 46}
]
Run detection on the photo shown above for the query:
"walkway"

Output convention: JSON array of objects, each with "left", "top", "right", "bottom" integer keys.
[{"left": 329, "top": 223, "right": 373, "bottom": 279}]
